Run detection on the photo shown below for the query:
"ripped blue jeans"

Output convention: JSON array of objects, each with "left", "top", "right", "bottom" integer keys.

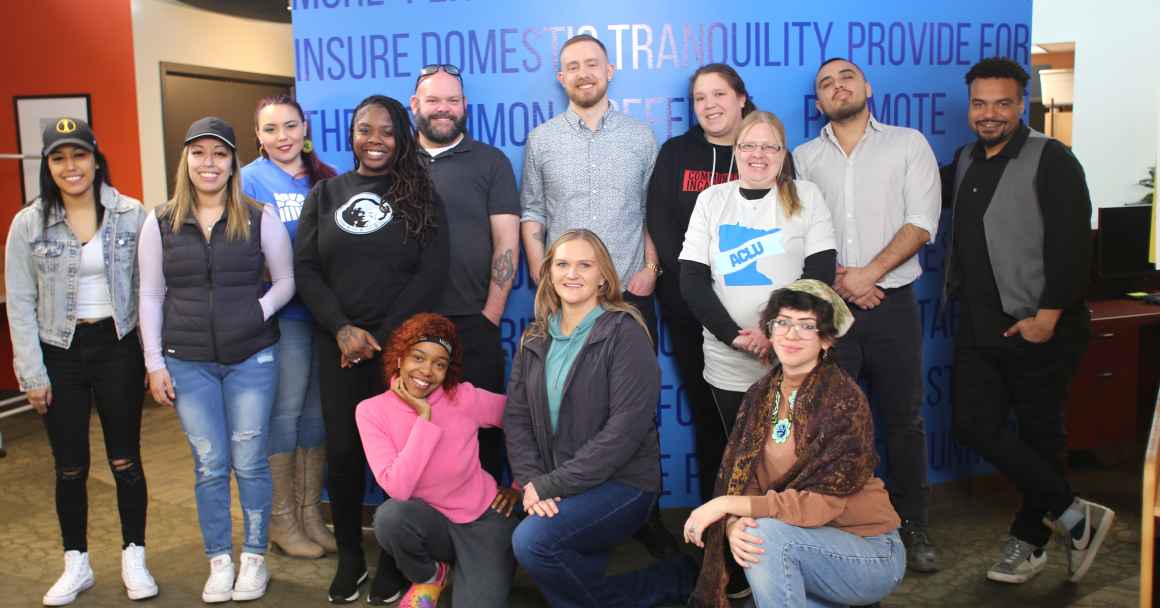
[{"left": 169, "top": 346, "right": 278, "bottom": 557}]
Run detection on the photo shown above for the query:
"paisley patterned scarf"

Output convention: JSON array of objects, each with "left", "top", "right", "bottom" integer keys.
[{"left": 690, "top": 358, "right": 878, "bottom": 607}]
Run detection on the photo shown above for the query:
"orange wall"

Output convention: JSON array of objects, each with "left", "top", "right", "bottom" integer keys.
[{"left": 0, "top": 0, "right": 141, "bottom": 390}]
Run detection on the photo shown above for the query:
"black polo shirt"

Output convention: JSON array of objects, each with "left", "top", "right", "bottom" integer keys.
[
  {"left": 419, "top": 133, "right": 520, "bottom": 317},
  {"left": 946, "top": 123, "right": 1092, "bottom": 346}
]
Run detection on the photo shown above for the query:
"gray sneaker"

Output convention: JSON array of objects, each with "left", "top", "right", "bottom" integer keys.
[
  {"left": 986, "top": 536, "right": 1046, "bottom": 584},
  {"left": 1054, "top": 498, "right": 1115, "bottom": 583}
]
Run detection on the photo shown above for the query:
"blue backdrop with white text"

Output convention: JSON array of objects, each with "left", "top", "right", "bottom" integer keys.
[{"left": 292, "top": 0, "right": 1033, "bottom": 507}]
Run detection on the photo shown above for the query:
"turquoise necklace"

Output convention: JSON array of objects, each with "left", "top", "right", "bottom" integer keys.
[{"left": 771, "top": 378, "right": 797, "bottom": 444}]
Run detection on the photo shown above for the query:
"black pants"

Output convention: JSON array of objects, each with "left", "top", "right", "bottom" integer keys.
[
  {"left": 622, "top": 291, "right": 659, "bottom": 353},
  {"left": 449, "top": 314, "right": 507, "bottom": 481},
  {"left": 41, "top": 321, "right": 147, "bottom": 552},
  {"left": 709, "top": 387, "right": 745, "bottom": 438},
  {"left": 658, "top": 303, "right": 720, "bottom": 501},
  {"left": 952, "top": 322, "right": 1089, "bottom": 547},
  {"left": 373, "top": 499, "right": 517, "bottom": 607},
  {"left": 317, "top": 327, "right": 387, "bottom": 556},
  {"left": 833, "top": 285, "right": 929, "bottom": 527}
]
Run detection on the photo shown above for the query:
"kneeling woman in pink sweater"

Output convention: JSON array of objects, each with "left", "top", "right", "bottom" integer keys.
[{"left": 355, "top": 313, "right": 519, "bottom": 607}]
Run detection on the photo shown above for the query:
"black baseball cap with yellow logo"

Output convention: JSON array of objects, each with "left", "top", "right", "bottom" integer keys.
[{"left": 41, "top": 117, "right": 96, "bottom": 156}]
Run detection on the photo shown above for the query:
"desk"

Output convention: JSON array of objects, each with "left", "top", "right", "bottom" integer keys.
[{"left": 1066, "top": 299, "right": 1160, "bottom": 449}]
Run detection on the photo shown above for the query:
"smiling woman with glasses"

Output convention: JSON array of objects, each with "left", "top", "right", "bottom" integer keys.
[
  {"left": 676, "top": 114, "right": 838, "bottom": 574},
  {"left": 682, "top": 279, "right": 907, "bottom": 608}
]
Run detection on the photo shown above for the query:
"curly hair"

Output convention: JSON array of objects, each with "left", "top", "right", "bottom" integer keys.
[
  {"left": 349, "top": 95, "right": 439, "bottom": 244},
  {"left": 759, "top": 288, "right": 840, "bottom": 341},
  {"left": 384, "top": 313, "right": 464, "bottom": 393}
]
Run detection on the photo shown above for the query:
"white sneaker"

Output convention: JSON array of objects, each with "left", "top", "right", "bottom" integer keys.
[
  {"left": 121, "top": 544, "right": 159, "bottom": 600},
  {"left": 232, "top": 552, "right": 269, "bottom": 601},
  {"left": 43, "top": 551, "right": 95, "bottom": 606},
  {"left": 202, "top": 554, "right": 235, "bottom": 603},
  {"left": 986, "top": 536, "right": 1047, "bottom": 584},
  {"left": 1055, "top": 498, "right": 1116, "bottom": 583}
]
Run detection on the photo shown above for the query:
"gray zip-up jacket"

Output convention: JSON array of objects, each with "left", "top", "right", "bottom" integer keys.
[
  {"left": 5, "top": 184, "right": 146, "bottom": 390},
  {"left": 504, "top": 310, "right": 661, "bottom": 500}
]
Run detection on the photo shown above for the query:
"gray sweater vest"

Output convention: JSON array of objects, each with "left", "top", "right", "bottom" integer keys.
[{"left": 947, "top": 132, "right": 1048, "bottom": 320}]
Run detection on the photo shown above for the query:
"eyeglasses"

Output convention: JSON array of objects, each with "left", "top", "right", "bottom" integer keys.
[
  {"left": 737, "top": 142, "right": 785, "bottom": 154},
  {"left": 415, "top": 64, "right": 462, "bottom": 87},
  {"left": 767, "top": 318, "right": 820, "bottom": 338}
]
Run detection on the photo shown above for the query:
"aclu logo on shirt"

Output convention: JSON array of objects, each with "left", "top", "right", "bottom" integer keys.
[
  {"left": 715, "top": 224, "right": 784, "bottom": 286},
  {"left": 273, "top": 192, "right": 305, "bottom": 223},
  {"left": 335, "top": 192, "right": 393, "bottom": 235}
]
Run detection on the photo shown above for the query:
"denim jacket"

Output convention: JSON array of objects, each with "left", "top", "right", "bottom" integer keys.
[{"left": 4, "top": 184, "right": 146, "bottom": 390}]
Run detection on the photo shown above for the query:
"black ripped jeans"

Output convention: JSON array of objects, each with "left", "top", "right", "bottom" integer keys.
[{"left": 41, "top": 321, "right": 147, "bottom": 552}]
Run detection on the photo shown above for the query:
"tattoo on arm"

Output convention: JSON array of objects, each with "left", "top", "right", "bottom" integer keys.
[
  {"left": 491, "top": 249, "right": 515, "bottom": 287},
  {"left": 533, "top": 228, "right": 545, "bottom": 244}
]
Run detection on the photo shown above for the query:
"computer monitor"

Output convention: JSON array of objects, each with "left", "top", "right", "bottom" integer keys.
[{"left": 1097, "top": 204, "right": 1158, "bottom": 279}]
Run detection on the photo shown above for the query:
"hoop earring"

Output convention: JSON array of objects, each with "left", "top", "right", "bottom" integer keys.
[{"left": 303, "top": 138, "right": 314, "bottom": 154}]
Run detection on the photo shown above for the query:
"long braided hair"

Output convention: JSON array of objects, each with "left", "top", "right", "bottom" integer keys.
[{"left": 349, "top": 95, "right": 438, "bottom": 243}]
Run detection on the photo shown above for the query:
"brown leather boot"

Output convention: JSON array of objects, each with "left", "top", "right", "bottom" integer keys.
[
  {"left": 300, "top": 447, "right": 338, "bottom": 553},
  {"left": 269, "top": 451, "right": 325, "bottom": 558}
]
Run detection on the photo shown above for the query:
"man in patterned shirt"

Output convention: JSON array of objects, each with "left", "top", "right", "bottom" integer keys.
[{"left": 520, "top": 34, "right": 663, "bottom": 339}]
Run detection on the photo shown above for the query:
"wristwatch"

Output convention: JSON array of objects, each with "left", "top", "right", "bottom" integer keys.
[{"left": 645, "top": 261, "right": 663, "bottom": 277}]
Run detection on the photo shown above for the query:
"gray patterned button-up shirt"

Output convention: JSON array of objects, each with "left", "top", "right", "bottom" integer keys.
[{"left": 520, "top": 105, "right": 658, "bottom": 284}]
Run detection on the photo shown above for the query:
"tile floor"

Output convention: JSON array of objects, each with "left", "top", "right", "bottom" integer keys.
[{"left": 0, "top": 401, "right": 1146, "bottom": 607}]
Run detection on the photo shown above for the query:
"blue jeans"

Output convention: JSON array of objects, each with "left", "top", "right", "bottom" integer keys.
[
  {"left": 512, "top": 481, "right": 695, "bottom": 608},
  {"left": 743, "top": 519, "right": 905, "bottom": 608},
  {"left": 268, "top": 318, "right": 324, "bottom": 455},
  {"left": 169, "top": 346, "right": 278, "bottom": 556}
]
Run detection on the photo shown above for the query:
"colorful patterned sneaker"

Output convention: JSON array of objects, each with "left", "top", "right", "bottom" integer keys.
[
  {"left": 1055, "top": 498, "right": 1115, "bottom": 583},
  {"left": 399, "top": 562, "right": 450, "bottom": 608},
  {"left": 986, "top": 536, "right": 1046, "bottom": 584}
]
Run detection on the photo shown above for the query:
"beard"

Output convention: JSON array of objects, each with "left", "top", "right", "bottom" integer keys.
[
  {"left": 823, "top": 96, "right": 867, "bottom": 123},
  {"left": 417, "top": 111, "right": 466, "bottom": 145},
  {"left": 567, "top": 79, "right": 609, "bottom": 109},
  {"left": 974, "top": 122, "right": 1017, "bottom": 148}
]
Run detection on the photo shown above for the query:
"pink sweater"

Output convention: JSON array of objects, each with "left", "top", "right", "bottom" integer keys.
[{"left": 356, "top": 380, "right": 505, "bottom": 524}]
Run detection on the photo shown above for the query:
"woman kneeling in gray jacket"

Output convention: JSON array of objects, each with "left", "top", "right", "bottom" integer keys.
[{"left": 504, "top": 228, "right": 697, "bottom": 607}]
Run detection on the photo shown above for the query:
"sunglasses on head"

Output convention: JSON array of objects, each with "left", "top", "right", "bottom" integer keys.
[{"left": 416, "top": 64, "right": 463, "bottom": 87}]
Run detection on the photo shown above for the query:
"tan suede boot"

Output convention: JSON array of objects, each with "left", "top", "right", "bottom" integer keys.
[
  {"left": 269, "top": 452, "right": 325, "bottom": 558},
  {"left": 300, "top": 447, "right": 338, "bottom": 553}
]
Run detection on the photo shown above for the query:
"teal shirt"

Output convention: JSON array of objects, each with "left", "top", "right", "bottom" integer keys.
[{"left": 545, "top": 306, "right": 606, "bottom": 432}]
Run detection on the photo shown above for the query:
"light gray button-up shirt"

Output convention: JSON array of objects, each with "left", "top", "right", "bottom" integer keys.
[
  {"left": 520, "top": 105, "right": 657, "bottom": 284},
  {"left": 793, "top": 116, "right": 941, "bottom": 289}
]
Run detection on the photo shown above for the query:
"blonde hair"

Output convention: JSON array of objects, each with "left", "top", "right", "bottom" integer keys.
[
  {"left": 522, "top": 229, "right": 649, "bottom": 347},
  {"left": 161, "top": 142, "right": 262, "bottom": 240},
  {"left": 736, "top": 111, "right": 801, "bottom": 217}
]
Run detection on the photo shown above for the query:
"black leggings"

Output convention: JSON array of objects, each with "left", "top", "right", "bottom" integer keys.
[
  {"left": 317, "top": 327, "right": 387, "bottom": 557},
  {"left": 41, "top": 321, "right": 147, "bottom": 552}
]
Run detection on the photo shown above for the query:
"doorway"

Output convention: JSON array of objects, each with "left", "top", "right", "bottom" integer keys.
[{"left": 159, "top": 62, "right": 293, "bottom": 196}]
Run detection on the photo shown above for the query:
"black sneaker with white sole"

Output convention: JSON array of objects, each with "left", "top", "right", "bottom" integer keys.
[{"left": 328, "top": 553, "right": 368, "bottom": 604}]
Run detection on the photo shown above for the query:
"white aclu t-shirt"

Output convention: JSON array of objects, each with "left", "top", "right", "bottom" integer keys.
[{"left": 678, "top": 180, "right": 836, "bottom": 392}]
